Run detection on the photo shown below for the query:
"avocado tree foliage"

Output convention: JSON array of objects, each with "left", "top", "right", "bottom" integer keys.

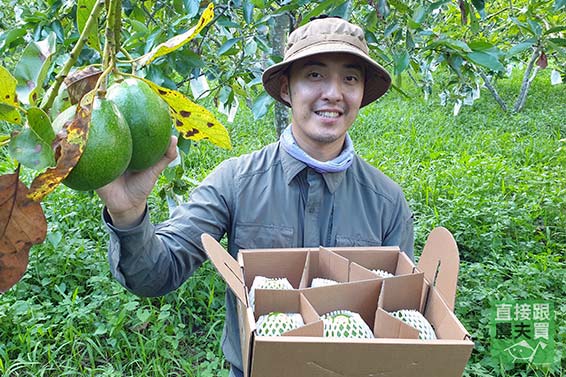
[
  {"left": 0, "top": 0, "right": 564, "bottom": 291},
  {"left": 0, "top": 0, "right": 231, "bottom": 292}
]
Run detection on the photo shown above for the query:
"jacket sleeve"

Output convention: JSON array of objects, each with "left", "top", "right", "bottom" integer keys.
[
  {"left": 104, "top": 159, "right": 235, "bottom": 297},
  {"left": 382, "top": 190, "right": 415, "bottom": 261}
]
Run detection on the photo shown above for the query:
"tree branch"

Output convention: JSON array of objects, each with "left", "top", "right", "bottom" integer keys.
[
  {"left": 478, "top": 71, "right": 508, "bottom": 112},
  {"left": 513, "top": 46, "right": 542, "bottom": 112},
  {"left": 40, "top": 0, "right": 105, "bottom": 113},
  {"left": 99, "top": 0, "right": 121, "bottom": 96}
]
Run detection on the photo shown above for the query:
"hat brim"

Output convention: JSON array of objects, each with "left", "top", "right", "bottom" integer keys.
[{"left": 262, "top": 42, "right": 392, "bottom": 108}]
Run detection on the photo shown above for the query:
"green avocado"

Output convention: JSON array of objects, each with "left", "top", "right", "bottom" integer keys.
[
  {"left": 107, "top": 78, "right": 172, "bottom": 171},
  {"left": 61, "top": 98, "right": 133, "bottom": 191}
]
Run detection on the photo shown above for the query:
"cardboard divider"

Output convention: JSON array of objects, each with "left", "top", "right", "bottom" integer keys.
[
  {"left": 375, "top": 273, "right": 435, "bottom": 340},
  {"left": 299, "top": 248, "right": 350, "bottom": 288},
  {"left": 253, "top": 289, "right": 324, "bottom": 337},
  {"left": 378, "top": 273, "right": 425, "bottom": 313},
  {"left": 325, "top": 246, "right": 416, "bottom": 280},
  {"left": 375, "top": 308, "right": 420, "bottom": 339},
  {"left": 239, "top": 249, "right": 308, "bottom": 290},
  {"left": 301, "top": 279, "right": 383, "bottom": 331}
]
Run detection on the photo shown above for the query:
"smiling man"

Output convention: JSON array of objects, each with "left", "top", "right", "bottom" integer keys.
[{"left": 97, "top": 15, "right": 414, "bottom": 377}]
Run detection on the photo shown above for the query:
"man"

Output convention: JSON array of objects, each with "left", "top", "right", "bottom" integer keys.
[{"left": 97, "top": 16, "right": 414, "bottom": 377}]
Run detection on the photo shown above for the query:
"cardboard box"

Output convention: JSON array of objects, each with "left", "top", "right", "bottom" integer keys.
[{"left": 202, "top": 227, "right": 474, "bottom": 377}]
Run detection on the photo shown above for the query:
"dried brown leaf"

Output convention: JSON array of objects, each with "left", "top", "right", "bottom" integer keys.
[
  {"left": 0, "top": 173, "right": 47, "bottom": 293},
  {"left": 27, "top": 90, "right": 95, "bottom": 202},
  {"left": 64, "top": 66, "right": 102, "bottom": 105}
]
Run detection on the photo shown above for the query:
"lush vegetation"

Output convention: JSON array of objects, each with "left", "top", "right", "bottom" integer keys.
[{"left": 0, "top": 65, "right": 564, "bottom": 376}]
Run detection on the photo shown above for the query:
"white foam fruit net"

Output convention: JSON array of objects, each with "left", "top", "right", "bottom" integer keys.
[
  {"left": 321, "top": 310, "right": 374, "bottom": 339},
  {"left": 390, "top": 309, "right": 437, "bottom": 340},
  {"left": 256, "top": 312, "right": 305, "bottom": 336},
  {"left": 248, "top": 276, "right": 293, "bottom": 309}
]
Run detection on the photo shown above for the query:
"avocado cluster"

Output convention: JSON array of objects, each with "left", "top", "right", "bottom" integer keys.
[{"left": 54, "top": 79, "right": 172, "bottom": 191}]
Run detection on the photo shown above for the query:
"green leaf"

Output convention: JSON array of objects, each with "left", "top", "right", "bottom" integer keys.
[
  {"left": 546, "top": 40, "right": 566, "bottom": 56},
  {"left": 136, "top": 308, "right": 151, "bottom": 323},
  {"left": 547, "top": 38, "right": 566, "bottom": 47},
  {"left": 376, "top": 0, "right": 390, "bottom": 18},
  {"left": 251, "top": 91, "right": 272, "bottom": 120},
  {"left": 384, "top": 22, "right": 400, "bottom": 38},
  {"left": 511, "top": 17, "right": 535, "bottom": 36},
  {"left": 468, "top": 40, "right": 495, "bottom": 51},
  {"left": 553, "top": 0, "right": 566, "bottom": 11},
  {"left": 388, "top": 0, "right": 411, "bottom": 13},
  {"left": 443, "top": 39, "right": 472, "bottom": 53},
  {"left": 412, "top": 5, "right": 427, "bottom": 24},
  {"left": 428, "top": 0, "right": 451, "bottom": 12},
  {"left": 544, "top": 26, "right": 566, "bottom": 35},
  {"left": 527, "top": 20, "right": 542, "bottom": 37},
  {"left": 127, "top": 19, "right": 149, "bottom": 34},
  {"left": 243, "top": 0, "right": 254, "bottom": 24},
  {"left": 8, "top": 127, "right": 56, "bottom": 170},
  {"left": 470, "top": 0, "right": 486, "bottom": 18},
  {"left": 244, "top": 39, "right": 258, "bottom": 56},
  {"left": 14, "top": 33, "right": 57, "bottom": 106},
  {"left": 406, "top": 30, "right": 415, "bottom": 50},
  {"left": 0, "top": 28, "right": 27, "bottom": 51},
  {"left": 77, "top": 0, "right": 101, "bottom": 51},
  {"left": 27, "top": 107, "right": 55, "bottom": 144},
  {"left": 466, "top": 51, "right": 504, "bottom": 71},
  {"left": 447, "top": 54, "right": 464, "bottom": 76},
  {"left": 329, "top": 1, "right": 352, "bottom": 18},
  {"left": 507, "top": 41, "right": 535, "bottom": 57},
  {"left": 218, "top": 38, "right": 241, "bottom": 56},
  {"left": 177, "top": 135, "right": 192, "bottom": 154},
  {"left": 184, "top": 0, "right": 200, "bottom": 18},
  {"left": 393, "top": 50, "right": 410, "bottom": 75},
  {"left": 302, "top": 0, "right": 341, "bottom": 24}
]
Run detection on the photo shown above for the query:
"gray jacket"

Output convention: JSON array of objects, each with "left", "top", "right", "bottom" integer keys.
[{"left": 104, "top": 141, "right": 414, "bottom": 372}]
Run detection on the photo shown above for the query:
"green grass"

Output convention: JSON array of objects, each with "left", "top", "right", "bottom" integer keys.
[{"left": 0, "top": 68, "right": 564, "bottom": 376}]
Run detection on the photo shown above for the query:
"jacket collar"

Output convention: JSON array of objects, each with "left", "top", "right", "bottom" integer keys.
[{"left": 279, "top": 142, "right": 347, "bottom": 194}]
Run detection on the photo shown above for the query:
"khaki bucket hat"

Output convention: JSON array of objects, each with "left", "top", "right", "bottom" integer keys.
[{"left": 262, "top": 16, "right": 391, "bottom": 108}]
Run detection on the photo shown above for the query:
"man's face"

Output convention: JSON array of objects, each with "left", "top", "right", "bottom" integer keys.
[{"left": 280, "top": 52, "right": 365, "bottom": 160}]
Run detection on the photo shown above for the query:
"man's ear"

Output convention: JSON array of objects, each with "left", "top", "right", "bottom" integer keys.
[{"left": 279, "top": 75, "right": 291, "bottom": 104}]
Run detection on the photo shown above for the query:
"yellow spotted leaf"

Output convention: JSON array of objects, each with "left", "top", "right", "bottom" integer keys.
[
  {"left": 27, "top": 91, "right": 95, "bottom": 202},
  {"left": 138, "top": 77, "right": 231, "bottom": 150},
  {"left": 136, "top": 3, "right": 214, "bottom": 67},
  {"left": 0, "top": 66, "right": 22, "bottom": 125}
]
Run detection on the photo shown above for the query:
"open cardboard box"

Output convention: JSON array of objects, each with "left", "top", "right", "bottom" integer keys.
[{"left": 202, "top": 227, "right": 474, "bottom": 377}]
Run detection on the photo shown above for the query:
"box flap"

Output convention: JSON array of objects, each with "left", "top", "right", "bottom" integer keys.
[
  {"left": 201, "top": 233, "right": 247, "bottom": 305},
  {"left": 417, "top": 227, "right": 460, "bottom": 311},
  {"left": 237, "top": 300, "right": 255, "bottom": 377},
  {"left": 425, "top": 286, "right": 471, "bottom": 341}
]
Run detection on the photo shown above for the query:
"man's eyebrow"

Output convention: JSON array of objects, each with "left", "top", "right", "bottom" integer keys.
[{"left": 299, "top": 60, "right": 364, "bottom": 73}]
